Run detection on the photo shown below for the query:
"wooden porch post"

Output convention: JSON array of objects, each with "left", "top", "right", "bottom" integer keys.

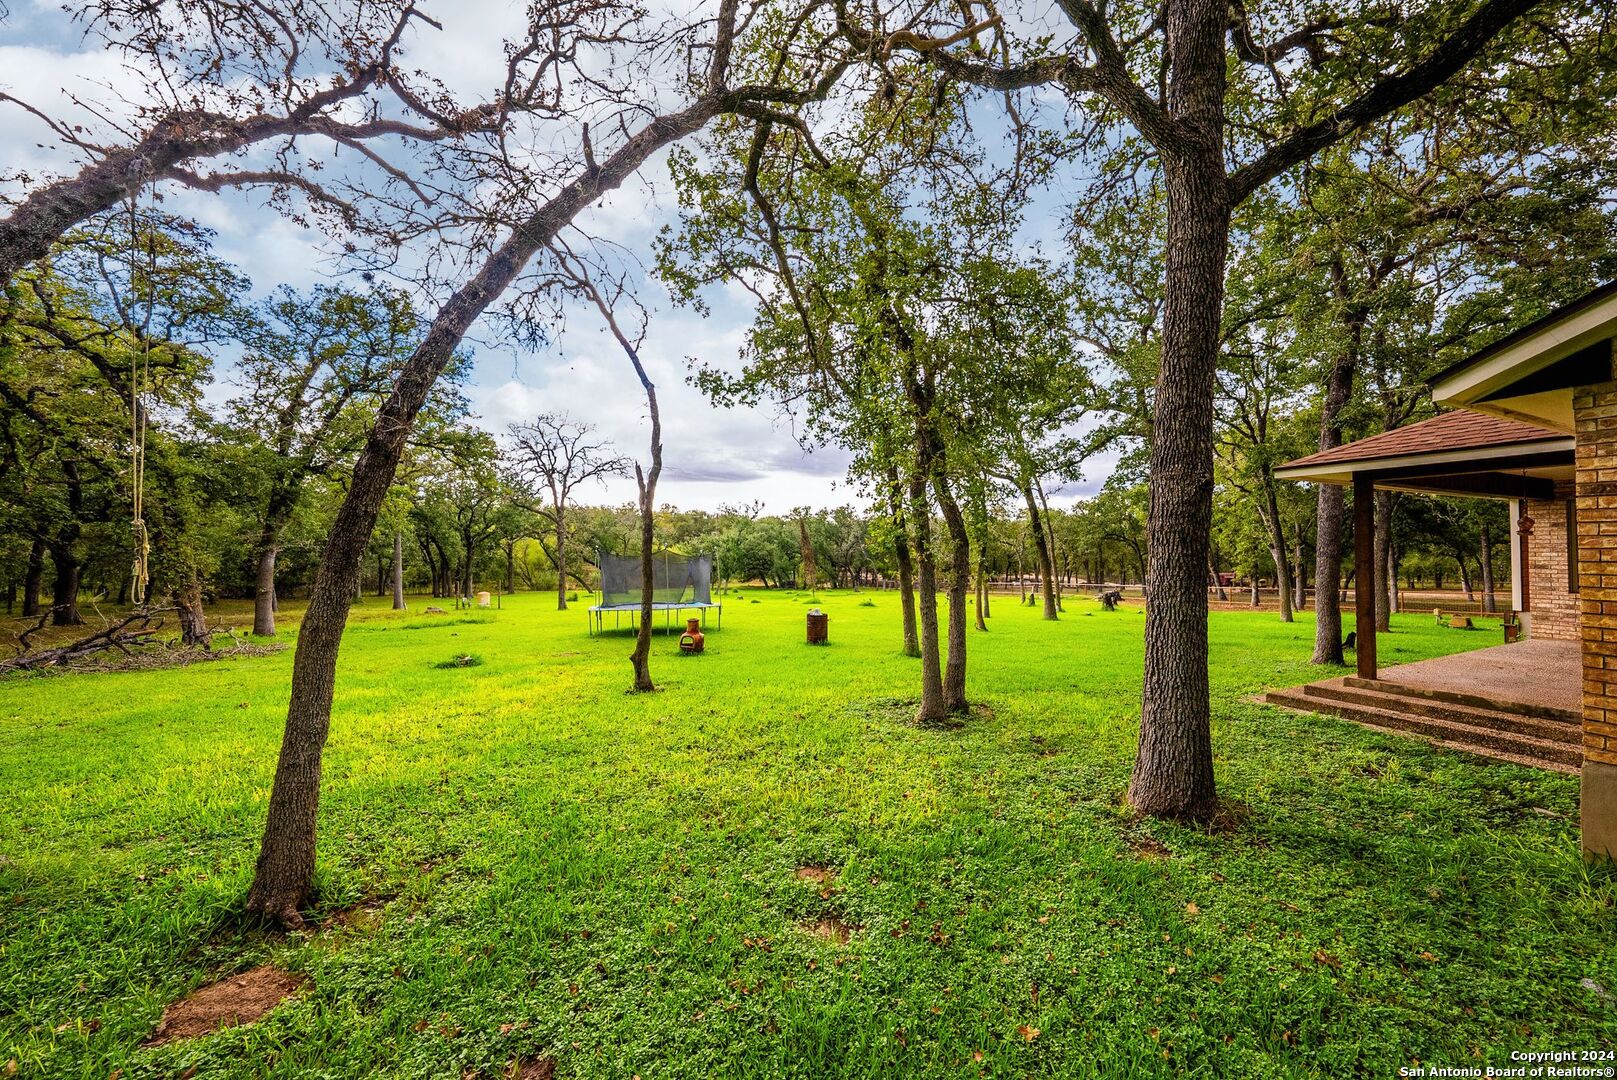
[{"left": 1353, "top": 473, "right": 1378, "bottom": 679}]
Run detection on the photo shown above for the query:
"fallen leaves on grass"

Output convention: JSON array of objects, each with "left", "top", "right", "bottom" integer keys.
[
  {"left": 143, "top": 965, "right": 305, "bottom": 1046},
  {"left": 1016, "top": 1024, "right": 1040, "bottom": 1042}
]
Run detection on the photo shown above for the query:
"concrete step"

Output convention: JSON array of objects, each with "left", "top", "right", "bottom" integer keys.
[
  {"left": 1302, "top": 681, "right": 1582, "bottom": 746},
  {"left": 1341, "top": 676, "right": 1580, "bottom": 726},
  {"left": 1262, "top": 688, "right": 1581, "bottom": 774}
]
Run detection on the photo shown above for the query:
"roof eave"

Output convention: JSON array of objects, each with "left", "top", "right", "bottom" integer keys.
[
  {"left": 1430, "top": 286, "right": 1617, "bottom": 419},
  {"left": 1274, "top": 437, "right": 1575, "bottom": 486}
]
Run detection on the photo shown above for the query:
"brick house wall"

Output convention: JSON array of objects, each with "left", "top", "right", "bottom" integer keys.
[
  {"left": 1574, "top": 382, "right": 1617, "bottom": 775},
  {"left": 1524, "top": 484, "right": 1580, "bottom": 642}
]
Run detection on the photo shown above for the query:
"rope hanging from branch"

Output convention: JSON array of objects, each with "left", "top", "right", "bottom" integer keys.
[{"left": 126, "top": 165, "right": 152, "bottom": 605}]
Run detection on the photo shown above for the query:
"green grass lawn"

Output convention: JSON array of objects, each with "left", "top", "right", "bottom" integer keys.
[{"left": 1, "top": 590, "right": 1612, "bottom": 1078}]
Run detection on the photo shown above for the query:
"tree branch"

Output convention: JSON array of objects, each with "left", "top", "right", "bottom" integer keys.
[{"left": 1228, "top": 0, "right": 1542, "bottom": 203}]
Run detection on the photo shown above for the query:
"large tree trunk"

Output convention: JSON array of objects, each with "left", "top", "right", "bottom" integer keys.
[
  {"left": 21, "top": 536, "right": 44, "bottom": 617},
  {"left": 1313, "top": 478, "right": 1348, "bottom": 660},
  {"left": 253, "top": 534, "right": 278, "bottom": 637},
  {"left": 1480, "top": 524, "right": 1496, "bottom": 613},
  {"left": 1312, "top": 280, "right": 1363, "bottom": 661},
  {"left": 1457, "top": 553, "right": 1474, "bottom": 602},
  {"left": 1127, "top": 17, "right": 1227, "bottom": 821},
  {"left": 934, "top": 471, "right": 970, "bottom": 713},
  {"left": 1024, "top": 484, "right": 1058, "bottom": 620},
  {"left": 392, "top": 531, "right": 406, "bottom": 610},
  {"left": 887, "top": 475, "right": 921, "bottom": 657}
]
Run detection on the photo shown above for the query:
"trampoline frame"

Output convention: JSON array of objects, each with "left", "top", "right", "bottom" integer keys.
[{"left": 587, "top": 601, "right": 722, "bottom": 636}]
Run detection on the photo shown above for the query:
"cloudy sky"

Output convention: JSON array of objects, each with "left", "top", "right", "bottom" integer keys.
[{"left": 1, "top": 0, "right": 1106, "bottom": 513}]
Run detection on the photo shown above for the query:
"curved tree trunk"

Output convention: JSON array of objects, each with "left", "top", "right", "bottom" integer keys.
[
  {"left": 1259, "top": 481, "right": 1293, "bottom": 622},
  {"left": 1024, "top": 485, "right": 1058, "bottom": 620},
  {"left": 247, "top": 183, "right": 588, "bottom": 924},
  {"left": 243, "top": 18, "right": 836, "bottom": 925},
  {"left": 1035, "top": 484, "right": 1064, "bottom": 612},
  {"left": 1208, "top": 549, "right": 1228, "bottom": 602}
]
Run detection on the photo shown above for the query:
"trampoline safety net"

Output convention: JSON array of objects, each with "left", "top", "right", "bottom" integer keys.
[{"left": 597, "top": 551, "right": 713, "bottom": 608}]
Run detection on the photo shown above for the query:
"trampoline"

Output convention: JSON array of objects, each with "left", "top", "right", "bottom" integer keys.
[{"left": 588, "top": 550, "right": 722, "bottom": 635}]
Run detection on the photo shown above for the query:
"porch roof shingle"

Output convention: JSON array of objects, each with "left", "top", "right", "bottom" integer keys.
[{"left": 1279, "top": 410, "right": 1565, "bottom": 473}]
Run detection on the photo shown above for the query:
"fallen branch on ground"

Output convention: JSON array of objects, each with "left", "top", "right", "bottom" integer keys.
[{"left": 2, "top": 607, "right": 173, "bottom": 673}]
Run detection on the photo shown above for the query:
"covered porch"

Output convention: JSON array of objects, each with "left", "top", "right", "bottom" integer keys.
[
  {"left": 1275, "top": 408, "right": 1577, "bottom": 682},
  {"left": 1275, "top": 280, "right": 1617, "bottom": 857},
  {"left": 1263, "top": 640, "right": 1582, "bottom": 773}
]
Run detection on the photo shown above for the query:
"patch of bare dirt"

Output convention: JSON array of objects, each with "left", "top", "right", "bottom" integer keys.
[
  {"left": 143, "top": 965, "right": 306, "bottom": 1046},
  {"left": 801, "top": 917, "right": 859, "bottom": 944},
  {"left": 795, "top": 866, "right": 835, "bottom": 884},
  {"left": 1126, "top": 836, "right": 1173, "bottom": 861},
  {"left": 507, "top": 1057, "right": 556, "bottom": 1079},
  {"left": 319, "top": 899, "right": 387, "bottom": 933}
]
